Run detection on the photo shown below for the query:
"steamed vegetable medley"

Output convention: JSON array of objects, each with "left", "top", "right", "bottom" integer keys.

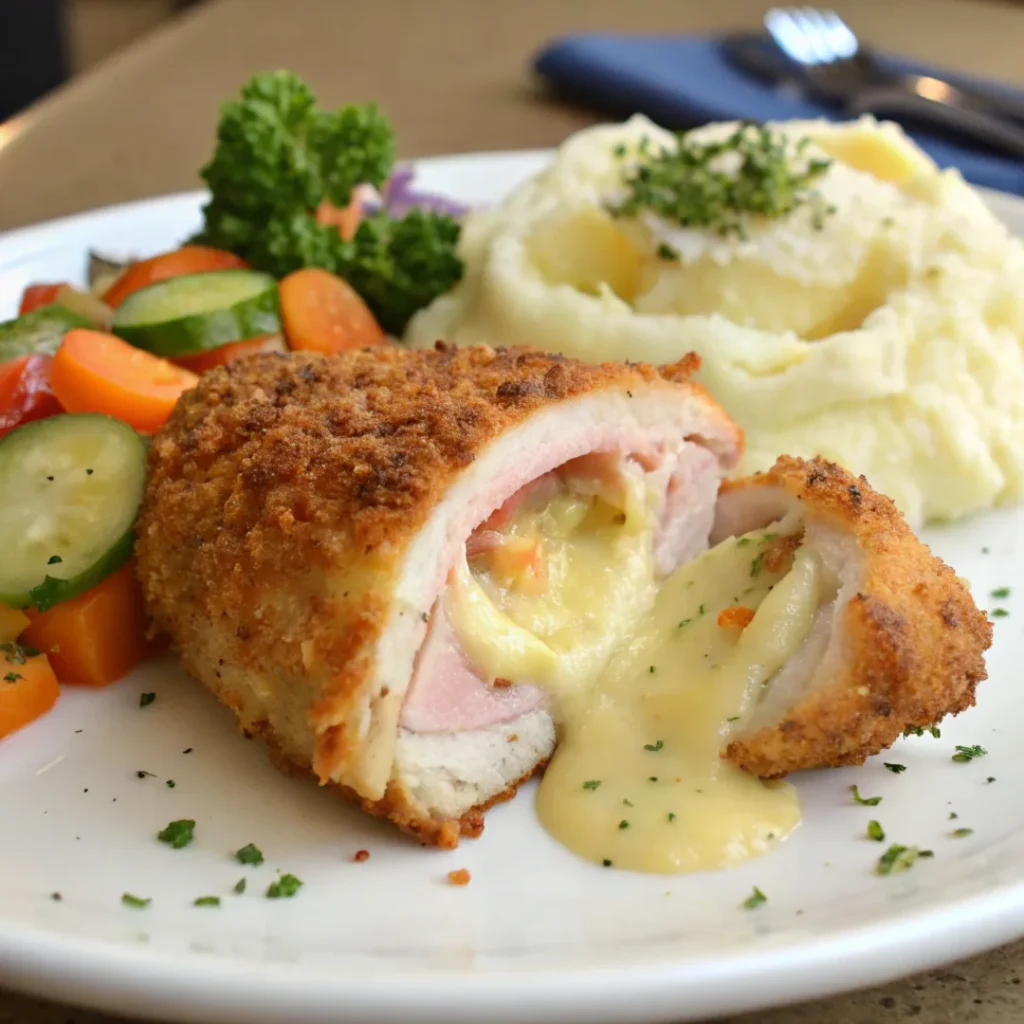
[{"left": 0, "top": 71, "right": 466, "bottom": 741}]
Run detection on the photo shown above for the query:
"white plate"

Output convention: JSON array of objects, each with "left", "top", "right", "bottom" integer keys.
[{"left": 0, "top": 153, "right": 1022, "bottom": 1024}]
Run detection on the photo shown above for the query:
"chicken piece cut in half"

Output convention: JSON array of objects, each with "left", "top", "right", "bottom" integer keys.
[
  {"left": 137, "top": 343, "right": 741, "bottom": 847},
  {"left": 137, "top": 345, "right": 991, "bottom": 854}
]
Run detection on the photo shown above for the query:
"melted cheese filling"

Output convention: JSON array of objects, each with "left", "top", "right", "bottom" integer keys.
[
  {"left": 447, "top": 469, "right": 657, "bottom": 694},
  {"left": 446, "top": 471, "right": 820, "bottom": 874}
]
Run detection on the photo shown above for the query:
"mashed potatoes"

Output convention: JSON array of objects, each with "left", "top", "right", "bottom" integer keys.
[{"left": 405, "top": 116, "right": 1024, "bottom": 526}]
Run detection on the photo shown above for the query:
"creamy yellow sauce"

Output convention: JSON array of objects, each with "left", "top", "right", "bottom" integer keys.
[
  {"left": 447, "top": 472, "right": 821, "bottom": 874},
  {"left": 448, "top": 471, "right": 656, "bottom": 693}
]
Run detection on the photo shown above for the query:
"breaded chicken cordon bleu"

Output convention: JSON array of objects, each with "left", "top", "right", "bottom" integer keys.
[{"left": 137, "top": 344, "right": 991, "bottom": 865}]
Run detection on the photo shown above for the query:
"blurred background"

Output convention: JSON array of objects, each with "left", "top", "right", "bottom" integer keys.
[{"left": 1, "top": 0, "right": 201, "bottom": 120}]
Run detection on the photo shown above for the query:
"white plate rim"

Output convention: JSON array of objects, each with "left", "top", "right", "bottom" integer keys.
[{"left": 0, "top": 150, "right": 1023, "bottom": 1024}]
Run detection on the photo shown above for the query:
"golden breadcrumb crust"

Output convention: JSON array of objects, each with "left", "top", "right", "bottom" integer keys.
[
  {"left": 725, "top": 456, "right": 992, "bottom": 777},
  {"left": 136, "top": 343, "right": 734, "bottom": 841}
]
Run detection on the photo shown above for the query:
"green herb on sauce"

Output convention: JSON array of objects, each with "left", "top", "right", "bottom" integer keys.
[
  {"left": 677, "top": 618, "right": 693, "bottom": 630},
  {"left": 618, "top": 820, "right": 630, "bottom": 830},
  {"left": 266, "top": 874, "right": 303, "bottom": 899},
  {"left": 656, "top": 242, "right": 679, "bottom": 261},
  {"left": 122, "top": 893, "right": 151, "bottom": 909},
  {"left": 166, "top": 780, "right": 176, "bottom": 788},
  {"left": 991, "top": 587, "right": 1011, "bottom": 599},
  {"left": 602, "top": 858, "right": 613, "bottom": 867},
  {"left": 867, "top": 820, "right": 885, "bottom": 842},
  {"left": 47, "top": 555, "right": 62, "bottom": 565},
  {"left": 987, "top": 777, "right": 997, "bottom": 783},
  {"left": 582, "top": 780, "right": 601, "bottom": 791},
  {"left": 884, "top": 763, "right": 907, "bottom": 774},
  {"left": 952, "top": 828, "right": 974, "bottom": 838},
  {"left": 850, "top": 785, "right": 882, "bottom": 806},
  {"left": 136, "top": 770, "right": 155, "bottom": 779},
  {"left": 139, "top": 692, "right": 156, "bottom": 708},
  {"left": 234, "top": 878, "right": 247, "bottom": 894},
  {"left": 667, "top": 812, "right": 677, "bottom": 823},
  {"left": 952, "top": 745, "right": 987, "bottom": 763},
  {"left": 992, "top": 609, "right": 1010, "bottom": 618},
  {"left": 157, "top": 819, "right": 196, "bottom": 849},
  {"left": 236, "top": 843, "right": 265, "bottom": 865},
  {"left": 742, "top": 886, "right": 767, "bottom": 910},
  {"left": 644, "top": 740, "right": 665, "bottom": 752},
  {"left": 3, "top": 672, "right": 21, "bottom": 683},
  {"left": 949, "top": 811, "right": 959, "bottom": 820},
  {"left": 194, "top": 896, "right": 221, "bottom": 907},
  {"left": 750, "top": 553, "right": 765, "bottom": 578}
]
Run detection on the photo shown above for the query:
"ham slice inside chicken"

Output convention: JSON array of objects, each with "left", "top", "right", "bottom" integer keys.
[{"left": 400, "top": 442, "right": 723, "bottom": 733}]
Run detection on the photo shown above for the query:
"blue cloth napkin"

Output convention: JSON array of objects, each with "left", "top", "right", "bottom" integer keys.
[{"left": 533, "top": 34, "right": 1024, "bottom": 196}]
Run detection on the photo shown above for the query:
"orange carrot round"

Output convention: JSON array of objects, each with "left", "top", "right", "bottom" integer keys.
[
  {"left": 172, "top": 334, "right": 286, "bottom": 374},
  {"left": 279, "top": 268, "right": 385, "bottom": 355},
  {"left": 103, "top": 246, "right": 249, "bottom": 309},
  {"left": 22, "top": 562, "right": 160, "bottom": 688},
  {"left": 51, "top": 329, "right": 197, "bottom": 434},
  {"left": 315, "top": 195, "right": 364, "bottom": 241},
  {"left": 0, "top": 651, "right": 60, "bottom": 739}
]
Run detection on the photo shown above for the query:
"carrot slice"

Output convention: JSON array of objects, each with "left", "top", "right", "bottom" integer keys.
[
  {"left": 0, "top": 605, "right": 30, "bottom": 643},
  {"left": 717, "top": 606, "right": 756, "bottom": 630},
  {"left": 315, "top": 195, "right": 364, "bottom": 241},
  {"left": 51, "top": 329, "right": 197, "bottom": 434},
  {"left": 172, "top": 334, "right": 286, "bottom": 374},
  {"left": 22, "top": 562, "right": 160, "bottom": 688},
  {"left": 102, "top": 246, "right": 249, "bottom": 309},
  {"left": 279, "top": 268, "right": 385, "bottom": 354},
  {"left": 19, "top": 283, "right": 69, "bottom": 315},
  {"left": 0, "top": 651, "right": 59, "bottom": 739}
]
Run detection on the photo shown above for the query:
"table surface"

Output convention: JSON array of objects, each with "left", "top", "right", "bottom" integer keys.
[{"left": 2, "top": 0, "right": 1024, "bottom": 1020}]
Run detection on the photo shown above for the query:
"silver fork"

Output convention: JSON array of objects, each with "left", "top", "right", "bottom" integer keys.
[{"left": 764, "top": 7, "right": 1024, "bottom": 160}]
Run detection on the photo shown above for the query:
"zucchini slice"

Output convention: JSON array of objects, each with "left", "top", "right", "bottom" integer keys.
[
  {"left": 111, "top": 269, "right": 280, "bottom": 357},
  {"left": 0, "top": 414, "right": 148, "bottom": 610},
  {"left": 0, "top": 303, "right": 95, "bottom": 363}
]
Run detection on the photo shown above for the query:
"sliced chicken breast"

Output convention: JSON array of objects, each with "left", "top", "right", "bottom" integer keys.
[
  {"left": 137, "top": 344, "right": 742, "bottom": 847},
  {"left": 715, "top": 457, "right": 992, "bottom": 776}
]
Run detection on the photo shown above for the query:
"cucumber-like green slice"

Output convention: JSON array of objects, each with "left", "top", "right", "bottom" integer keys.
[
  {"left": 0, "top": 303, "right": 94, "bottom": 363},
  {"left": 0, "top": 413, "right": 147, "bottom": 610},
  {"left": 111, "top": 269, "right": 281, "bottom": 357}
]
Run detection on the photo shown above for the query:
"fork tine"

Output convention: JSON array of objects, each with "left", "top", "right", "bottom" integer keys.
[
  {"left": 765, "top": 7, "right": 820, "bottom": 65},
  {"left": 791, "top": 7, "right": 832, "bottom": 64},
  {"left": 819, "top": 10, "right": 858, "bottom": 60}
]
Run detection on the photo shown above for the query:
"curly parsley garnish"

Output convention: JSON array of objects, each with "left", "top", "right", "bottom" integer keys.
[
  {"left": 609, "top": 125, "right": 834, "bottom": 240},
  {"left": 952, "top": 745, "right": 987, "bottom": 763},
  {"left": 266, "top": 874, "right": 303, "bottom": 899},
  {"left": 158, "top": 819, "right": 196, "bottom": 849}
]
